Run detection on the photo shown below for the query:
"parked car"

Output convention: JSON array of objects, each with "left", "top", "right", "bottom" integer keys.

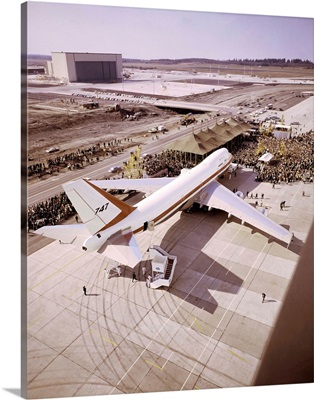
[
  {"left": 46, "top": 146, "right": 60, "bottom": 153},
  {"left": 108, "top": 166, "right": 122, "bottom": 173}
]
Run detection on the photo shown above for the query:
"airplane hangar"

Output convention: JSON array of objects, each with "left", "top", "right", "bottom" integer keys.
[{"left": 47, "top": 52, "right": 123, "bottom": 83}]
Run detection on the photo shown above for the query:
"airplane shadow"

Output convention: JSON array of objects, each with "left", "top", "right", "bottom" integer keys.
[{"left": 135, "top": 207, "right": 244, "bottom": 316}]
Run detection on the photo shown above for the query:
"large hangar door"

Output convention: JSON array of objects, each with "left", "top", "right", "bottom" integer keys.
[
  {"left": 75, "top": 61, "right": 117, "bottom": 82},
  {"left": 103, "top": 62, "right": 117, "bottom": 81},
  {"left": 76, "top": 62, "right": 103, "bottom": 82}
]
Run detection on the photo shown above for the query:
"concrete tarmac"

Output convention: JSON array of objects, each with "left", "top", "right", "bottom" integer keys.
[{"left": 26, "top": 170, "right": 313, "bottom": 398}]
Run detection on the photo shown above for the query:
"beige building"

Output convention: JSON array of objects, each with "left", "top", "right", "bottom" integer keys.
[{"left": 48, "top": 52, "right": 122, "bottom": 83}]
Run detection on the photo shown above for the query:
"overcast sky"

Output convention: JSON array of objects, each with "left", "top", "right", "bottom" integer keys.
[{"left": 25, "top": 0, "right": 314, "bottom": 61}]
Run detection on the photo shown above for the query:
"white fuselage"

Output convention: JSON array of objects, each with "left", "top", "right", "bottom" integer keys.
[{"left": 83, "top": 148, "right": 233, "bottom": 252}]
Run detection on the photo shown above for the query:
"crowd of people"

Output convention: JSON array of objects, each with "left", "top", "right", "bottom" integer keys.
[
  {"left": 143, "top": 149, "right": 197, "bottom": 177},
  {"left": 141, "top": 132, "right": 314, "bottom": 185},
  {"left": 232, "top": 132, "right": 313, "bottom": 184},
  {"left": 28, "top": 192, "right": 76, "bottom": 231},
  {"left": 28, "top": 140, "right": 127, "bottom": 179}
]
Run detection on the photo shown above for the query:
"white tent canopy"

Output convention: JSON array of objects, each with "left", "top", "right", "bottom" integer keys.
[{"left": 258, "top": 152, "right": 274, "bottom": 162}]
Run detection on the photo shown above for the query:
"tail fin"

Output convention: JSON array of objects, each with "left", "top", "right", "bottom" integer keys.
[{"left": 63, "top": 179, "right": 136, "bottom": 235}]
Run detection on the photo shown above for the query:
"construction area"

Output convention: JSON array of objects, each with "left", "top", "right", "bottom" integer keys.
[{"left": 27, "top": 63, "right": 314, "bottom": 162}]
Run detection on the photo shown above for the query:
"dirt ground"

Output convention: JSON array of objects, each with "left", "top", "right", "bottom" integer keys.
[
  {"left": 27, "top": 96, "right": 179, "bottom": 163},
  {"left": 26, "top": 64, "right": 313, "bottom": 167}
]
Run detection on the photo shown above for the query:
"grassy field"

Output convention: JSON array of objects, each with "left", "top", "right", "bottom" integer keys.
[{"left": 123, "top": 61, "right": 314, "bottom": 79}]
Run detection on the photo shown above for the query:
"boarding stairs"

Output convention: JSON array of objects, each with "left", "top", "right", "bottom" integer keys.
[{"left": 147, "top": 245, "right": 177, "bottom": 289}]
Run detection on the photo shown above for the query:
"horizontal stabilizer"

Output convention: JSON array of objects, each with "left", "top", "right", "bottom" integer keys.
[
  {"left": 35, "top": 224, "right": 90, "bottom": 246},
  {"left": 197, "top": 181, "right": 292, "bottom": 244},
  {"left": 97, "top": 229, "right": 142, "bottom": 268}
]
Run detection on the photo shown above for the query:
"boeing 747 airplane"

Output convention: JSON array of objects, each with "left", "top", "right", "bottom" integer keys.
[{"left": 34, "top": 148, "right": 292, "bottom": 267}]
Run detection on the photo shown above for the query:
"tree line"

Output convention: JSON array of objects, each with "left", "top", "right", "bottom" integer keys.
[{"left": 123, "top": 58, "right": 313, "bottom": 67}]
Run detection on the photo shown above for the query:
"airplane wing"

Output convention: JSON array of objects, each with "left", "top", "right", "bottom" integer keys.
[
  {"left": 34, "top": 224, "right": 90, "bottom": 246},
  {"left": 196, "top": 181, "right": 292, "bottom": 244},
  {"left": 97, "top": 228, "right": 142, "bottom": 268},
  {"left": 90, "top": 177, "right": 175, "bottom": 196}
]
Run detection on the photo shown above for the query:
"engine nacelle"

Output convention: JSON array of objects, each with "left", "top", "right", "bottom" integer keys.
[{"left": 82, "top": 233, "right": 105, "bottom": 252}]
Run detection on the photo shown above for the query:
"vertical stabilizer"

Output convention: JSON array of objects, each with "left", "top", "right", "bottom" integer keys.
[{"left": 63, "top": 179, "right": 136, "bottom": 235}]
